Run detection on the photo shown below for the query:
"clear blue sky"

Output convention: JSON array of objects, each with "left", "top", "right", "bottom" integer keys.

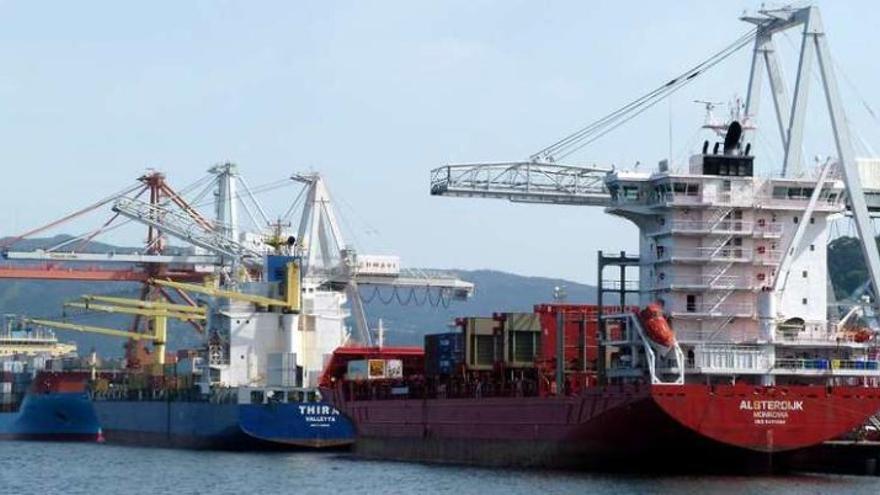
[{"left": 0, "top": 1, "right": 876, "bottom": 283}]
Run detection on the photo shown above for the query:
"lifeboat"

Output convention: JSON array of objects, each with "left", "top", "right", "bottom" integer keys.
[
  {"left": 638, "top": 303, "right": 676, "bottom": 352},
  {"left": 854, "top": 328, "right": 873, "bottom": 343}
]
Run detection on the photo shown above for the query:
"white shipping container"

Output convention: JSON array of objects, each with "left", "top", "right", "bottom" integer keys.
[
  {"left": 386, "top": 359, "right": 403, "bottom": 379},
  {"left": 0, "top": 383, "right": 11, "bottom": 394}
]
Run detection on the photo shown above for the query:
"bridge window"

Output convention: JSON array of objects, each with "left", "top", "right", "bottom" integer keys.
[{"left": 622, "top": 186, "right": 639, "bottom": 200}]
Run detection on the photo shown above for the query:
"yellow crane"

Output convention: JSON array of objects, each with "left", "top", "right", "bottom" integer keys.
[
  {"left": 24, "top": 318, "right": 162, "bottom": 342},
  {"left": 64, "top": 302, "right": 206, "bottom": 322},
  {"left": 78, "top": 294, "right": 207, "bottom": 315},
  {"left": 28, "top": 261, "right": 301, "bottom": 371},
  {"left": 150, "top": 260, "right": 301, "bottom": 312},
  {"left": 28, "top": 295, "right": 209, "bottom": 369}
]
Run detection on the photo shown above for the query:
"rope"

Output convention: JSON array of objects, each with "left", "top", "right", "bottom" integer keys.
[{"left": 532, "top": 28, "right": 757, "bottom": 162}]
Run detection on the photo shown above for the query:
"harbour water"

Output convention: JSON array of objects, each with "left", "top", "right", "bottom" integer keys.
[{"left": 1, "top": 441, "right": 880, "bottom": 495}]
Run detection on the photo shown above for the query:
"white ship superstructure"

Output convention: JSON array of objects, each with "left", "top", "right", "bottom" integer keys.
[{"left": 605, "top": 125, "right": 880, "bottom": 386}]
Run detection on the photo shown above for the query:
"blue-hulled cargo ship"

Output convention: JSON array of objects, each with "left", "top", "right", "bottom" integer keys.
[
  {"left": 0, "top": 322, "right": 102, "bottom": 442},
  {"left": 89, "top": 397, "right": 353, "bottom": 449},
  {"left": 0, "top": 391, "right": 101, "bottom": 442},
  {"left": 9, "top": 254, "right": 357, "bottom": 450}
]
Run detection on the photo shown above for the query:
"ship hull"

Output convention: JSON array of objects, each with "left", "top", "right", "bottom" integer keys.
[
  {"left": 92, "top": 400, "right": 356, "bottom": 450},
  {"left": 332, "top": 383, "right": 880, "bottom": 472},
  {"left": 0, "top": 392, "right": 102, "bottom": 442}
]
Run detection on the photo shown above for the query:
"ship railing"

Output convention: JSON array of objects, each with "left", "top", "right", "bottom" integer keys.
[
  {"left": 753, "top": 222, "right": 785, "bottom": 236},
  {"left": 753, "top": 250, "right": 784, "bottom": 264},
  {"left": 670, "top": 302, "right": 755, "bottom": 317},
  {"left": 601, "top": 279, "right": 640, "bottom": 291},
  {"left": 663, "top": 247, "right": 753, "bottom": 261},
  {"left": 665, "top": 220, "right": 755, "bottom": 234},
  {"left": 775, "top": 331, "right": 866, "bottom": 345},
  {"left": 652, "top": 192, "right": 706, "bottom": 206},
  {"left": 711, "top": 192, "right": 758, "bottom": 206},
  {"left": 659, "top": 274, "right": 752, "bottom": 290},
  {"left": 759, "top": 193, "right": 842, "bottom": 210},
  {"left": 774, "top": 358, "right": 880, "bottom": 372},
  {"left": 658, "top": 220, "right": 784, "bottom": 237},
  {"left": 691, "top": 343, "right": 772, "bottom": 373},
  {"left": 677, "top": 327, "right": 755, "bottom": 344}
]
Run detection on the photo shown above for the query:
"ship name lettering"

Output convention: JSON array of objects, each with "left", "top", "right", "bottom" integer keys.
[
  {"left": 738, "top": 400, "right": 804, "bottom": 412},
  {"left": 299, "top": 405, "right": 341, "bottom": 417}
]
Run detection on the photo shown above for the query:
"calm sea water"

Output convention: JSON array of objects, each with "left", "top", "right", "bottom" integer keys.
[{"left": 1, "top": 441, "right": 880, "bottom": 495}]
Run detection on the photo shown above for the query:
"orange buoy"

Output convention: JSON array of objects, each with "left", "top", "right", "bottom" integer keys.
[{"left": 638, "top": 303, "right": 676, "bottom": 349}]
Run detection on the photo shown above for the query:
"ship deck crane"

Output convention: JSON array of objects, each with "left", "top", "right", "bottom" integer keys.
[
  {"left": 78, "top": 295, "right": 207, "bottom": 315},
  {"left": 23, "top": 318, "right": 162, "bottom": 342},
  {"left": 29, "top": 294, "right": 209, "bottom": 368},
  {"left": 149, "top": 258, "right": 302, "bottom": 312},
  {"left": 64, "top": 302, "right": 206, "bottom": 322}
]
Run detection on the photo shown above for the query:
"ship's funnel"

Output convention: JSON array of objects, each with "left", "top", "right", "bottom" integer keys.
[{"left": 723, "top": 120, "right": 742, "bottom": 155}]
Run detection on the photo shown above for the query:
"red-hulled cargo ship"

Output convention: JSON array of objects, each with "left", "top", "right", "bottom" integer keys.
[
  {"left": 322, "top": 304, "right": 880, "bottom": 471},
  {"left": 319, "top": 5, "right": 880, "bottom": 472}
]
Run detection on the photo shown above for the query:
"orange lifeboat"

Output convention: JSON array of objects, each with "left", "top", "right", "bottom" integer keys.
[
  {"left": 854, "top": 328, "right": 873, "bottom": 343},
  {"left": 638, "top": 303, "right": 676, "bottom": 350}
]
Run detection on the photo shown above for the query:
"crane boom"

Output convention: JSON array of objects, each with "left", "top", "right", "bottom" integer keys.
[
  {"left": 79, "top": 295, "right": 206, "bottom": 314},
  {"left": 64, "top": 302, "right": 206, "bottom": 321},
  {"left": 2, "top": 251, "right": 219, "bottom": 265},
  {"left": 112, "top": 197, "right": 263, "bottom": 263},
  {"left": 430, "top": 162, "right": 612, "bottom": 206},
  {"left": 150, "top": 277, "right": 297, "bottom": 310},
  {"left": 24, "top": 318, "right": 160, "bottom": 341}
]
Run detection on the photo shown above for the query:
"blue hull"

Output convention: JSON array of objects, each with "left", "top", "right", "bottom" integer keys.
[
  {"left": 0, "top": 393, "right": 101, "bottom": 441},
  {"left": 92, "top": 400, "right": 355, "bottom": 450}
]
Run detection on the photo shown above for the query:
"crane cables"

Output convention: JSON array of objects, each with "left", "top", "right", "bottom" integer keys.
[{"left": 531, "top": 27, "right": 758, "bottom": 163}]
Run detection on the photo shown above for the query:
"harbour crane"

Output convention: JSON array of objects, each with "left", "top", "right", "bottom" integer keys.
[
  {"left": 290, "top": 172, "right": 474, "bottom": 345},
  {"left": 114, "top": 170, "right": 473, "bottom": 346}
]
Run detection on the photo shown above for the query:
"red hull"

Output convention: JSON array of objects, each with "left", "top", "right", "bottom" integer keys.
[
  {"left": 653, "top": 384, "right": 880, "bottom": 453},
  {"left": 329, "top": 383, "right": 880, "bottom": 470}
]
